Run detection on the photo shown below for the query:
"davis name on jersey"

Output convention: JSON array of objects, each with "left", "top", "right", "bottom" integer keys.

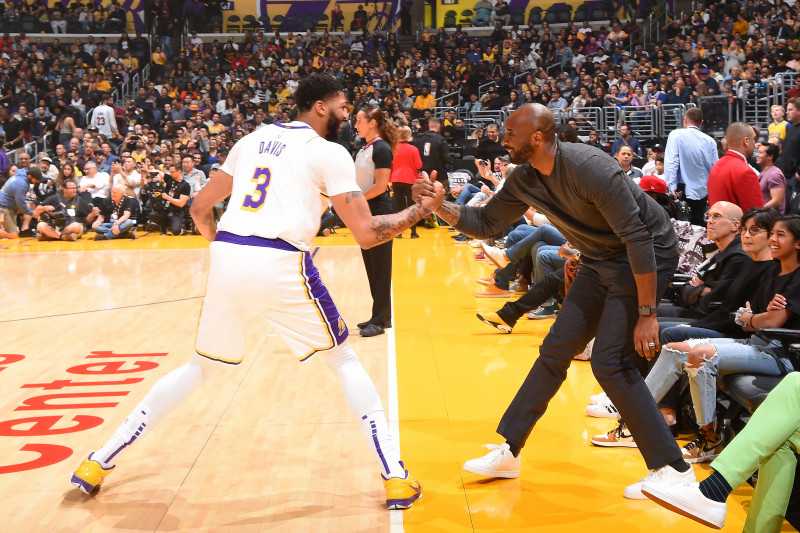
[{"left": 218, "top": 121, "right": 360, "bottom": 251}]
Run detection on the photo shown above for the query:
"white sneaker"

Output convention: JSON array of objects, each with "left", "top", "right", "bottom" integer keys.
[
  {"left": 469, "top": 239, "right": 484, "bottom": 248},
  {"left": 585, "top": 402, "right": 620, "bottom": 418},
  {"left": 463, "top": 443, "right": 521, "bottom": 478},
  {"left": 589, "top": 391, "right": 609, "bottom": 405},
  {"left": 642, "top": 479, "right": 727, "bottom": 529},
  {"left": 480, "top": 242, "right": 510, "bottom": 268},
  {"left": 624, "top": 464, "right": 696, "bottom": 500}
]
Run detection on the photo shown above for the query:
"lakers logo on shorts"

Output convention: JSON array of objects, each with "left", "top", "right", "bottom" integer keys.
[{"left": 338, "top": 317, "right": 346, "bottom": 336}]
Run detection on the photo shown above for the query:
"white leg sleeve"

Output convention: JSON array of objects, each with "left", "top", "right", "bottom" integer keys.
[
  {"left": 93, "top": 353, "right": 223, "bottom": 467},
  {"left": 319, "top": 341, "right": 405, "bottom": 479}
]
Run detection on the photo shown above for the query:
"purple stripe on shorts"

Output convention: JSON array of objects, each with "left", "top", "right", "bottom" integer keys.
[{"left": 302, "top": 252, "right": 349, "bottom": 345}]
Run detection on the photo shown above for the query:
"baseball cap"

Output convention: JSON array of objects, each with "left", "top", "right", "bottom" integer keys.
[
  {"left": 651, "top": 143, "right": 665, "bottom": 152},
  {"left": 639, "top": 175, "right": 667, "bottom": 194},
  {"left": 190, "top": 104, "right": 199, "bottom": 110},
  {"left": 700, "top": 68, "right": 710, "bottom": 74},
  {"left": 40, "top": 155, "right": 52, "bottom": 162}
]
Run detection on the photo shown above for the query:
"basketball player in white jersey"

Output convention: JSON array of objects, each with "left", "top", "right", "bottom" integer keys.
[
  {"left": 71, "top": 75, "right": 444, "bottom": 509},
  {"left": 90, "top": 94, "right": 119, "bottom": 141}
]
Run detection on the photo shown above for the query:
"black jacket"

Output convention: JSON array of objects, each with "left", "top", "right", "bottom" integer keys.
[{"left": 413, "top": 130, "right": 450, "bottom": 183}]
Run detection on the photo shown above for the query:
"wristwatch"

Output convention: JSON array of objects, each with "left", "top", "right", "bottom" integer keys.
[{"left": 638, "top": 305, "right": 657, "bottom": 316}]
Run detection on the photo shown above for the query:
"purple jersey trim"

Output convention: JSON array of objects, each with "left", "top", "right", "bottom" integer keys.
[{"left": 215, "top": 231, "right": 299, "bottom": 252}]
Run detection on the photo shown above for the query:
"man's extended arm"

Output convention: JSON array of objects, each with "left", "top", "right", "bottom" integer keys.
[{"left": 415, "top": 179, "right": 527, "bottom": 239}]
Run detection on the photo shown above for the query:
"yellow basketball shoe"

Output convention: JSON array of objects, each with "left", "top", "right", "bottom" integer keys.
[
  {"left": 71, "top": 454, "right": 114, "bottom": 494},
  {"left": 382, "top": 465, "right": 422, "bottom": 509}
]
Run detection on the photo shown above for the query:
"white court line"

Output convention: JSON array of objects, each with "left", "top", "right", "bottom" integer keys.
[{"left": 387, "top": 284, "right": 404, "bottom": 532}]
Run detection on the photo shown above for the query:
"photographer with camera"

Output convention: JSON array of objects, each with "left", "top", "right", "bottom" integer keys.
[
  {"left": 147, "top": 162, "right": 190, "bottom": 236},
  {"left": 92, "top": 184, "right": 136, "bottom": 240},
  {"left": 36, "top": 179, "right": 95, "bottom": 241}
]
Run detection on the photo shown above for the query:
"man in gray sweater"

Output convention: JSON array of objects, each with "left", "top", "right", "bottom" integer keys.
[{"left": 414, "top": 104, "right": 692, "bottom": 500}]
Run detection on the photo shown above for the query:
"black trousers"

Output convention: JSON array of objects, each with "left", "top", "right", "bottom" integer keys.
[
  {"left": 497, "top": 254, "right": 684, "bottom": 470},
  {"left": 150, "top": 211, "right": 183, "bottom": 235},
  {"left": 686, "top": 197, "right": 708, "bottom": 227},
  {"left": 360, "top": 192, "right": 393, "bottom": 327},
  {"left": 497, "top": 268, "right": 566, "bottom": 328},
  {"left": 392, "top": 183, "right": 417, "bottom": 235}
]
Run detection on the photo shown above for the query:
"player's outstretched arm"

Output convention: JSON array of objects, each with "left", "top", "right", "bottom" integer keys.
[
  {"left": 330, "top": 185, "right": 442, "bottom": 248},
  {"left": 412, "top": 176, "right": 526, "bottom": 239},
  {"left": 190, "top": 170, "right": 233, "bottom": 241}
]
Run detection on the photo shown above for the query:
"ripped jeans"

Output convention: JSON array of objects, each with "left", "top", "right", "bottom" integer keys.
[{"left": 645, "top": 336, "right": 791, "bottom": 426}]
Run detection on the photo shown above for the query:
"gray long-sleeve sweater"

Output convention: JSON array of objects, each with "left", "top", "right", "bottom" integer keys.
[{"left": 454, "top": 141, "right": 679, "bottom": 274}]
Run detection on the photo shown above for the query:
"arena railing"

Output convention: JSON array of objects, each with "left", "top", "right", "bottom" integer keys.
[
  {"left": 432, "top": 106, "right": 458, "bottom": 120},
  {"left": 659, "top": 104, "right": 686, "bottom": 138},
  {"left": 735, "top": 79, "right": 773, "bottom": 133},
  {"left": 478, "top": 80, "right": 497, "bottom": 99},
  {"left": 433, "top": 90, "right": 461, "bottom": 110},
  {"left": 619, "top": 105, "right": 658, "bottom": 139},
  {"left": 464, "top": 110, "right": 507, "bottom": 131},
  {"left": 561, "top": 106, "right": 603, "bottom": 137},
  {"left": 774, "top": 72, "right": 799, "bottom": 106}
]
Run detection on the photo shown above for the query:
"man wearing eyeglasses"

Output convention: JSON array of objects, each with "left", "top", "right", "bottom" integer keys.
[
  {"left": 35, "top": 178, "right": 95, "bottom": 241},
  {"left": 657, "top": 201, "right": 749, "bottom": 319}
]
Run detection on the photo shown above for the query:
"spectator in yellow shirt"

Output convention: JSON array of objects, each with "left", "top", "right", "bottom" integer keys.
[
  {"left": 413, "top": 85, "right": 435, "bottom": 112},
  {"left": 768, "top": 105, "right": 789, "bottom": 140}
]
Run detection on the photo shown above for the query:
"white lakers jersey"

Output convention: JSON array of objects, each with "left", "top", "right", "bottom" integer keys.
[{"left": 218, "top": 121, "right": 360, "bottom": 251}]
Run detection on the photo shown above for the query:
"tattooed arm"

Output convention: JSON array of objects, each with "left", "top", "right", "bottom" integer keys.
[
  {"left": 190, "top": 169, "right": 232, "bottom": 241},
  {"left": 412, "top": 177, "right": 527, "bottom": 239},
  {"left": 331, "top": 184, "right": 444, "bottom": 248}
]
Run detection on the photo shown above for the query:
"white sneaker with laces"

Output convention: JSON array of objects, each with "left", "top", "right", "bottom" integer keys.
[
  {"left": 642, "top": 479, "right": 727, "bottom": 529},
  {"left": 463, "top": 443, "right": 521, "bottom": 478},
  {"left": 585, "top": 402, "right": 620, "bottom": 418},
  {"left": 480, "top": 242, "right": 510, "bottom": 268},
  {"left": 469, "top": 239, "right": 484, "bottom": 248},
  {"left": 624, "top": 464, "right": 695, "bottom": 500}
]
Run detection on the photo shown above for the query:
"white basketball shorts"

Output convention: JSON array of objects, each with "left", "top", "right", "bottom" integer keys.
[{"left": 194, "top": 231, "right": 349, "bottom": 364}]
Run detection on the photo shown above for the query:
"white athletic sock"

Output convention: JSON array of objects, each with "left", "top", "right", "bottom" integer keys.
[
  {"left": 320, "top": 342, "right": 405, "bottom": 478},
  {"left": 93, "top": 354, "right": 222, "bottom": 467}
]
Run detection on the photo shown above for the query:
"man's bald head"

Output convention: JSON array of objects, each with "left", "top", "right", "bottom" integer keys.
[
  {"left": 713, "top": 201, "right": 743, "bottom": 222},
  {"left": 503, "top": 104, "right": 556, "bottom": 166},
  {"left": 509, "top": 103, "right": 556, "bottom": 141},
  {"left": 726, "top": 121, "right": 756, "bottom": 156}
]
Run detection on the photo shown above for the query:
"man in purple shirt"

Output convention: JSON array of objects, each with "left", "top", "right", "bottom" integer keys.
[{"left": 756, "top": 142, "right": 786, "bottom": 213}]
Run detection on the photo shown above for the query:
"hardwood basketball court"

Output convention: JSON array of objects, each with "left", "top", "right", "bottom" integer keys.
[{"left": 0, "top": 229, "right": 766, "bottom": 531}]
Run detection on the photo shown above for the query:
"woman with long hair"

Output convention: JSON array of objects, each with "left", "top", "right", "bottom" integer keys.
[
  {"left": 57, "top": 162, "right": 78, "bottom": 190},
  {"left": 353, "top": 106, "right": 398, "bottom": 337},
  {"left": 390, "top": 125, "right": 421, "bottom": 239},
  {"left": 55, "top": 106, "right": 76, "bottom": 146}
]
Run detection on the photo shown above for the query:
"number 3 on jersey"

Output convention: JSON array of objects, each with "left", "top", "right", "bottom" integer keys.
[{"left": 241, "top": 167, "right": 271, "bottom": 211}]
